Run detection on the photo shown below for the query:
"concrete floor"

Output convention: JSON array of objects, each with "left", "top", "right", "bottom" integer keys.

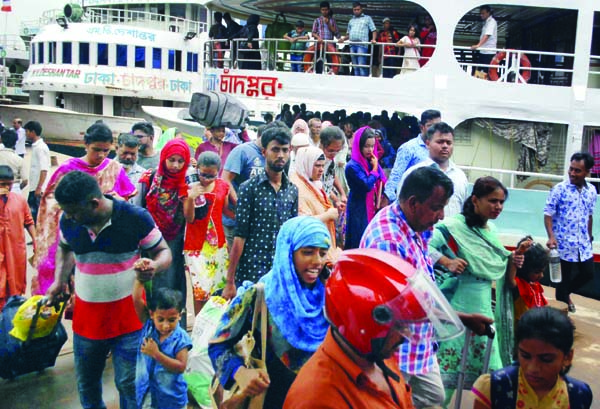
[{"left": 0, "top": 148, "right": 598, "bottom": 409}]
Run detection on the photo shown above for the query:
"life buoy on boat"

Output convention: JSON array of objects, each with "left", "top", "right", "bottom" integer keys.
[
  {"left": 303, "top": 45, "right": 340, "bottom": 74},
  {"left": 488, "top": 51, "right": 531, "bottom": 83}
]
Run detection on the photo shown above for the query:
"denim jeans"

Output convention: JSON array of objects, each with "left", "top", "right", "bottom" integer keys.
[
  {"left": 74, "top": 330, "right": 141, "bottom": 409},
  {"left": 290, "top": 54, "right": 304, "bottom": 72},
  {"left": 350, "top": 44, "right": 369, "bottom": 76}
]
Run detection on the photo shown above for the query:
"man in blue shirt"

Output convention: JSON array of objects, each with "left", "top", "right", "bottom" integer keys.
[
  {"left": 544, "top": 152, "right": 596, "bottom": 313},
  {"left": 383, "top": 109, "right": 441, "bottom": 205},
  {"left": 338, "top": 2, "right": 376, "bottom": 77}
]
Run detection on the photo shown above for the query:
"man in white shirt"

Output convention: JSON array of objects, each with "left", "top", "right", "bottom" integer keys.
[
  {"left": 12, "top": 118, "right": 26, "bottom": 158},
  {"left": 471, "top": 5, "right": 497, "bottom": 75},
  {"left": 398, "top": 122, "right": 468, "bottom": 217},
  {"left": 399, "top": 122, "right": 470, "bottom": 276},
  {"left": 0, "top": 129, "right": 26, "bottom": 194},
  {"left": 116, "top": 133, "right": 146, "bottom": 207},
  {"left": 24, "top": 121, "right": 50, "bottom": 223}
]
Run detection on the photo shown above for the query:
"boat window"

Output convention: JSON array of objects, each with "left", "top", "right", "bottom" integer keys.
[
  {"left": 152, "top": 47, "right": 161, "bottom": 69},
  {"left": 453, "top": 4, "right": 577, "bottom": 86},
  {"left": 31, "top": 45, "right": 35, "bottom": 64},
  {"left": 135, "top": 46, "right": 145, "bottom": 68},
  {"left": 187, "top": 52, "right": 198, "bottom": 72},
  {"left": 80, "top": 42, "right": 90, "bottom": 64},
  {"left": 170, "top": 4, "right": 186, "bottom": 19},
  {"left": 168, "top": 49, "right": 175, "bottom": 70},
  {"left": 63, "top": 42, "right": 72, "bottom": 64},
  {"left": 117, "top": 44, "right": 128, "bottom": 67},
  {"left": 38, "top": 42, "right": 44, "bottom": 64},
  {"left": 98, "top": 43, "right": 109, "bottom": 65},
  {"left": 49, "top": 42, "right": 56, "bottom": 64}
]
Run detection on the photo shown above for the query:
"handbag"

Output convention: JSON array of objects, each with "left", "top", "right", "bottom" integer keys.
[{"left": 210, "top": 283, "right": 267, "bottom": 409}]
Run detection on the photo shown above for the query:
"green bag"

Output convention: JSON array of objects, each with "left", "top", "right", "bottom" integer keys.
[
  {"left": 265, "top": 14, "right": 294, "bottom": 70},
  {"left": 433, "top": 224, "right": 460, "bottom": 302}
]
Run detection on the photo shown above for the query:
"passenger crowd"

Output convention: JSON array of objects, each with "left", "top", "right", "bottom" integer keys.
[{"left": 0, "top": 109, "right": 594, "bottom": 408}]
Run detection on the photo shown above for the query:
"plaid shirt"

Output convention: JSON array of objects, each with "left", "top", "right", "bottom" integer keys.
[
  {"left": 385, "top": 135, "right": 429, "bottom": 201},
  {"left": 360, "top": 202, "right": 437, "bottom": 375},
  {"left": 312, "top": 16, "right": 339, "bottom": 40},
  {"left": 347, "top": 13, "right": 376, "bottom": 42}
]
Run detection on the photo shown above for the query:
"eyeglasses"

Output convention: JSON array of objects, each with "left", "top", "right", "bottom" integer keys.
[
  {"left": 198, "top": 173, "right": 217, "bottom": 179},
  {"left": 135, "top": 134, "right": 148, "bottom": 139}
]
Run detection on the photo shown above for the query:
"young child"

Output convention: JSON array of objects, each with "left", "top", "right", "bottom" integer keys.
[
  {"left": 283, "top": 20, "right": 309, "bottom": 73},
  {"left": 507, "top": 236, "right": 548, "bottom": 323},
  {"left": 183, "top": 151, "right": 233, "bottom": 315},
  {"left": 0, "top": 165, "right": 36, "bottom": 309},
  {"left": 133, "top": 280, "right": 193, "bottom": 409},
  {"left": 471, "top": 306, "right": 593, "bottom": 408}
]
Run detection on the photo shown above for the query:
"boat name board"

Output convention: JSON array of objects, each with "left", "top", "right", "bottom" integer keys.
[
  {"left": 30, "top": 68, "right": 82, "bottom": 79},
  {"left": 84, "top": 72, "right": 192, "bottom": 93},
  {"left": 205, "top": 69, "right": 283, "bottom": 99},
  {"left": 87, "top": 26, "right": 156, "bottom": 43}
]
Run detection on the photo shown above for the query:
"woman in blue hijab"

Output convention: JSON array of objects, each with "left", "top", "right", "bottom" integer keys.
[{"left": 209, "top": 216, "right": 331, "bottom": 409}]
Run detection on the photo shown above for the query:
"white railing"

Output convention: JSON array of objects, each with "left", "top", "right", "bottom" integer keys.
[
  {"left": 203, "top": 38, "right": 434, "bottom": 77},
  {"left": 0, "top": 35, "right": 29, "bottom": 51},
  {"left": 458, "top": 165, "right": 600, "bottom": 190},
  {"left": 0, "top": 73, "right": 24, "bottom": 88},
  {"left": 454, "top": 46, "right": 575, "bottom": 85},
  {"left": 20, "top": 9, "right": 63, "bottom": 36},
  {"left": 85, "top": 7, "right": 207, "bottom": 34}
]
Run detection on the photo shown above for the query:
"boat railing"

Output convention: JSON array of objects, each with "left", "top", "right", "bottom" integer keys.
[
  {"left": 0, "top": 72, "right": 24, "bottom": 88},
  {"left": 459, "top": 165, "right": 600, "bottom": 190},
  {"left": 20, "top": 9, "right": 63, "bottom": 37},
  {"left": 454, "top": 46, "right": 575, "bottom": 85},
  {"left": 85, "top": 7, "right": 208, "bottom": 34},
  {"left": 0, "top": 35, "right": 29, "bottom": 52},
  {"left": 589, "top": 54, "right": 600, "bottom": 87},
  {"left": 203, "top": 38, "right": 433, "bottom": 76}
]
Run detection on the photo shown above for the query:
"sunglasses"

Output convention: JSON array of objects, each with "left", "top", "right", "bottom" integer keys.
[{"left": 198, "top": 173, "right": 217, "bottom": 179}]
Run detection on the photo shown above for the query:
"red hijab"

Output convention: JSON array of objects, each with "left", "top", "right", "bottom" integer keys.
[{"left": 157, "top": 138, "right": 190, "bottom": 194}]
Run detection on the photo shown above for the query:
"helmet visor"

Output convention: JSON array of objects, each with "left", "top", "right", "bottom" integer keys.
[{"left": 380, "top": 269, "right": 465, "bottom": 342}]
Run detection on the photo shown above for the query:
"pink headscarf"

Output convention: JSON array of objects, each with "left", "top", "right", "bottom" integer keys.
[
  {"left": 292, "top": 119, "right": 309, "bottom": 135},
  {"left": 351, "top": 126, "right": 387, "bottom": 221}
]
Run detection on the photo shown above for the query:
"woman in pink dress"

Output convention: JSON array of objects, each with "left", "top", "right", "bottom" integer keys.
[{"left": 31, "top": 123, "right": 136, "bottom": 295}]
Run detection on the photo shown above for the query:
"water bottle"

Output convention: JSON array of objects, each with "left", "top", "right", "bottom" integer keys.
[
  {"left": 185, "top": 166, "right": 206, "bottom": 208},
  {"left": 549, "top": 248, "right": 562, "bottom": 283}
]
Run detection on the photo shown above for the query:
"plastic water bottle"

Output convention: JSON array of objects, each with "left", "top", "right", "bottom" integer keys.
[
  {"left": 549, "top": 248, "right": 562, "bottom": 283},
  {"left": 185, "top": 166, "right": 206, "bottom": 208}
]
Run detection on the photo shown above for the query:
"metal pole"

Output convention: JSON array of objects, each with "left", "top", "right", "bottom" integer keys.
[{"left": 2, "top": 13, "right": 8, "bottom": 99}]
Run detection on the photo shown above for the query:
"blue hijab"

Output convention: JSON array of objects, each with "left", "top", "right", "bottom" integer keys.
[{"left": 259, "top": 216, "right": 331, "bottom": 352}]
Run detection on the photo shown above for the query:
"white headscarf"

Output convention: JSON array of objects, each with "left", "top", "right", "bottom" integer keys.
[{"left": 295, "top": 146, "right": 326, "bottom": 190}]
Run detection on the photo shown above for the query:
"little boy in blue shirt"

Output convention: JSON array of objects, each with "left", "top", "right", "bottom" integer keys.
[
  {"left": 133, "top": 278, "right": 192, "bottom": 409},
  {"left": 284, "top": 20, "right": 309, "bottom": 72}
]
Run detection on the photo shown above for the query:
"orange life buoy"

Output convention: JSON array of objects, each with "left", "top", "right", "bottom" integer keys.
[
  {"left": 488, "top": 51, "right": 531, "bottom": 83},
  {"left": 303, "top": 45, "right": 340, "bottom": 74}
]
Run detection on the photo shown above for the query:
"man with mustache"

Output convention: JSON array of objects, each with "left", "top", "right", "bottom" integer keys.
[
  {"left": 223, "top": 126, "right": 298, "bottom": 299},
  {"left": 116, "top": 133, "right": 146, "bottom": 207}
]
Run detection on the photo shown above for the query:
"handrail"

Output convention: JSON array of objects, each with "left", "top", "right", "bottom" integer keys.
[
  {"left": 459, "top": 165, "right": 600, "bottom": 190},
  {"left": 85, "top": 7, "right": 208, "bottom": 34},
  {"left": 203, "top": 37, "right": 434, "bottom": 75}
]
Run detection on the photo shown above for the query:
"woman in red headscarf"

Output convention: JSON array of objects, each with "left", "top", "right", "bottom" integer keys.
[{"left": 139, "top": 138, "right": 191, "bottom": 325}]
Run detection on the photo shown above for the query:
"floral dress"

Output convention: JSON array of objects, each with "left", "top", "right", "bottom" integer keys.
[{"left": 183, "top": 179, "right": 229, "bottom": 301}]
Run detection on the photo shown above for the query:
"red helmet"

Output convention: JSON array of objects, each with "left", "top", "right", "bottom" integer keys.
[{"left": 325, "top": 249, "right": 463, "bottom": 358}]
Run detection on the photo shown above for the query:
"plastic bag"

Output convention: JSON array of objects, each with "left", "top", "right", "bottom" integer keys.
[
  {"left": 184, "top": 296, "right": 229, "bottom": 408},
  {"left": 9, "top": 296, "right": 64, "bottom": 341}
]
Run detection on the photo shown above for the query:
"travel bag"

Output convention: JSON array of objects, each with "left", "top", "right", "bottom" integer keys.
[
  {"left": 0, "top": 295, "right": 68, "bottom": 379},
  {"left": 189, "top": 92, "right": 248, "bottom": 129}
]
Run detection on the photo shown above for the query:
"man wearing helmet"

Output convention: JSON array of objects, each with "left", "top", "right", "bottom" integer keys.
[
  {"left": 360, "top": 167, "right": 492, "bottom": 408},
  {"left": 284, "top": 249, "right": 464, "bottom": 408}
]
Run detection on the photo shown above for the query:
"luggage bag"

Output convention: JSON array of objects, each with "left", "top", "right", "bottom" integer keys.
[
  {"left": 0, "top": 296, "right": 68, "bottom": 379},
  {"left": 454, "top": 324, "right": 495, "bottom": 409}
]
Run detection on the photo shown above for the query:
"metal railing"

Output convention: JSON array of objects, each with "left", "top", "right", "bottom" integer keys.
[
  {"left": 20, "top": 7, "right": 207, "bottom": 37},
  {"left": 85, "top": 7, "right": 207, "bottom": 34},
  {"left": 454, "top": 46, "right": 575, "bottom": 85},
  {"left": 0, "top": 35, "right": 30, "bottom": 51},
  {"left": 0, "top": 73, "right": 24, "bottom": 88},
  {"left": 458, "top": 165, "right": 600, "bottom": 190},
  {"left": 203, "top": 38, "right": 434, "bottom": 77}
]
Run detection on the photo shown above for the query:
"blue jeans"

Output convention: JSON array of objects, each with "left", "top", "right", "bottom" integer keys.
[
  {"left": 350, "top": 44, "right": 369, "bottom": 76},
  {"left": 290, "top": 54, "right": 304, "bottom": 72},
  {"left": 74, "top": 330, "right": 141, "bottom": 409}
]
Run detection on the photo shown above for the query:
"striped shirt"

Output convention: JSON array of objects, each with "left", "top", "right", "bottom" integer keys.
[
  {"left": 360, "top": 202, "right": 437, "bottom": 375},
  {"left": 59, "top": 196, "right": 163, "bottom": 340}
]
